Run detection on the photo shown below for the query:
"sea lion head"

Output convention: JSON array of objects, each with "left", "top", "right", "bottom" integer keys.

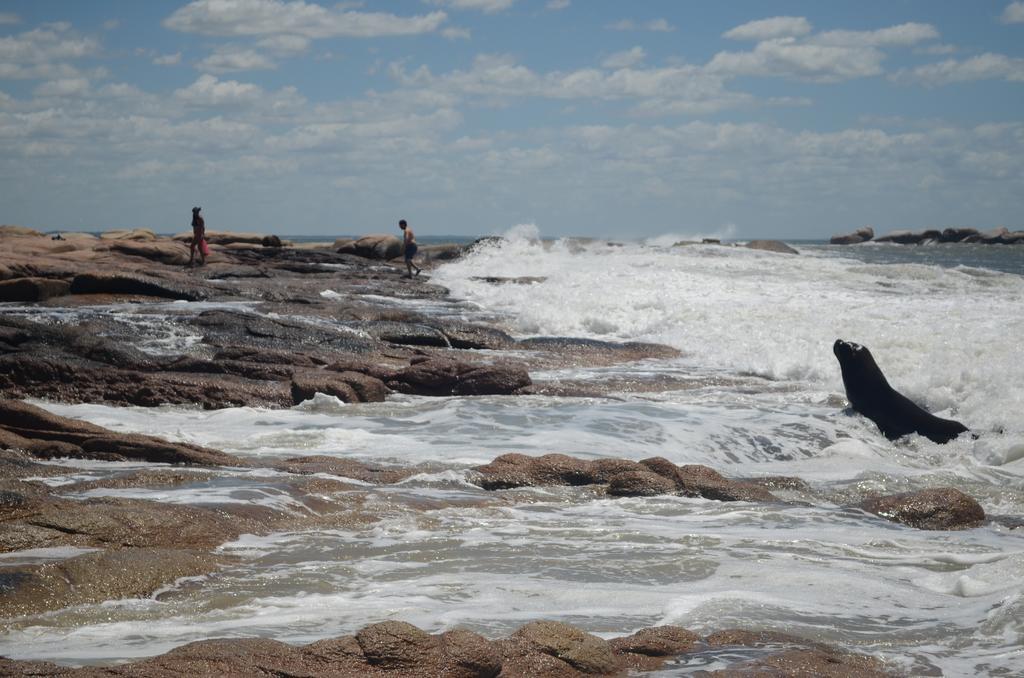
[{"left": 833, "top": 339, "right": 890, "bottom": 403}]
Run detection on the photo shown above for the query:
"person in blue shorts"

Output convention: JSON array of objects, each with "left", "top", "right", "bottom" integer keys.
[{"left": 399, "top": 219, "right": 422, "bottom": 277}]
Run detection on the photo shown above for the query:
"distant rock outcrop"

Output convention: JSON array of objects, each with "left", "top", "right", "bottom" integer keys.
[
  {"left": 336, "top": 234, "right": 403, "bottom": 260},
  {"left": 830, "top": 226, "right": 874, "bottom": 245},
  {"left": 939, "top": 227, "right": 978, "bottom": 243},
  {"left": 744, "top": 240, "right": 799, "bottom": 255}
]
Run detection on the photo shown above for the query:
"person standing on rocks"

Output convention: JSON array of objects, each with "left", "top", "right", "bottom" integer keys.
[
  {"left": 399, "top": 219, "right": 421, "bottom": 278},
  {"left": 189, "top": 206, "right": 207, "bottom": 266}
]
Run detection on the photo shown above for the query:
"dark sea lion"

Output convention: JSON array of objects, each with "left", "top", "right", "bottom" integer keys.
[{"left": 833, "top": 339, "right": 968, "bottom": 444}]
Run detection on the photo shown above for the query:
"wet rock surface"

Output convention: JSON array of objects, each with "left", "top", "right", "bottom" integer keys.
[
  {"left": 473, "top": 453, "right": 780, "bottom": 503},
  {"left": 0, "top": 621, "right": 897, "bottom": 676},
  {"left": 0, "top": 399, "right": 239, "bottom": 465},
  {"left": 858, "top": 487, "right": 986, "bottom": 530},
  {"left": 0, "top": 232, "right": 676, "bottom": 409}
]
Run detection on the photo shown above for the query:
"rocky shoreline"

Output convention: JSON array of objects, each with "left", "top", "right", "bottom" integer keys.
[
  {"left": 0, "top": 226, "right": 1002, "bottom": 675},
  {"left": 830, "top": 225, "right": 1024, "bottom": 246}
]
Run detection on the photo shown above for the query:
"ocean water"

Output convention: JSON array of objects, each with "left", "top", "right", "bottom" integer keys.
[{"left": 3, "top": 228, "right": 1023, "bottom": 675}]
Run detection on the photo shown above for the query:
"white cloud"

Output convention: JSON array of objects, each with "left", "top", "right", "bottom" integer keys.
[
  {"left": 164, "top": 0, "right": 447, "bottom": 38},
  {"left": 1001, "top": 2, "right": 1024, "bottom": 23},
  {"left": 442, "top": 27, "right": 472, "bottom": 40},
  {"left": 0, "top": 13, "right": 19, "bottom": 25},
  {"left": 153, "top": 52, "right": 182, "bottom": 66},
  {"left": 812, "top": 22, "right": 938, "bottom": 47},
  {"left": 390, "top": 54, "right": 764, "bottom": 116},
  {"left": 602, "top": 46, "right": 646, "bottom": 70},
  {"left": 723, "top": 17, "right": 812, "bottom": 41},
  {"left": 428, "top": 0, "right": 515, "bottom": 13},
  {"left": 915, "top": 43, "right": 957, "bottom": 56},
  {"left": 708, "top": 38, "right": 885, "bottom": 82},
  {"left": 0, "top": 24, "right": 100, "bottom": 78},
  {"left": 102, "top": 19, "right": 120, "bottom": 30},
  {"left": 546, "top": 0, "right": 570, "bottom": 10},
  {"left": 197, "top": 47, "right": 277, "bottom": 73},
  {"left": 897, "top": 53, "right": 1024, "bottom": 85},
  {"left": 33, "top": 77, "right": 91, "bottom": 98},
  {"left": 174, "top": 74, "right": 264, "bottom": 106},
  {"left": 608, "top": 19, "right": 674, "bottom": 33},
  {"left": 257, "top": 34, "right": 311, "bottom": 55}
]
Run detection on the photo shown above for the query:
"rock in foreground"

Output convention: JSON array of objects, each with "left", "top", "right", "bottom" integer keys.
[
  {"left": 859, "top": 487, "right": 985, "bottom": 530},
  {"left": 0, "top": 621, "right": 897, "bottom": 677}
]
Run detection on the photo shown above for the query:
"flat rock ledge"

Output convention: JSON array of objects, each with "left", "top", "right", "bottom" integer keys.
[
  {"left": 0, "top": 399, "right": 240, "bottom": 466},
  {"left": 0, "top": 620, "right": 896, "bottom": 677},
  {"left": 472, "top": 453, "right": 779, "bottom": 503}
]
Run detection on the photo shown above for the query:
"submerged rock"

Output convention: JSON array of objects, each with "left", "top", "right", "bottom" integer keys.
[
  {"left": 858, "top": 487, "right": 985, "bottom": 530},
  {"left": 0, "top": 548, "right": 221, "bottom": 617},
  {"left": 473, "top": 453, "right": 779, "bottom": 503}
]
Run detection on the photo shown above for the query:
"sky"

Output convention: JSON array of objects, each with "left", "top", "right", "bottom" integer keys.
[{"left": 1, "top": 1, "right": 1023, "bottom": 240}]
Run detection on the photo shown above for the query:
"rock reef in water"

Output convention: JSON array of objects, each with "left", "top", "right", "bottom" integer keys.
[
  {"left": 837, "top": 225, "right": 1024, "bottom": 245},
  {"left": 858, "top": 487, "right": 986, "bottom": 530},
  {"left": 0, "top": 620, "right": 897, "bottom": 676},
  {"left": 473, "top": 452, "right": 780, "bottom": 502},
  {"left": 830, "top": 226, "right": 874, "bottom": 245}
]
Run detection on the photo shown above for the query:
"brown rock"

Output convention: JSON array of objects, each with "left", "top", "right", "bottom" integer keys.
[
  {"left": 0, "top": 495, "right": 248, "bottom": 553},
  {"left": 291, "top": 375, "right": 358, "bottom": 404},
  {"left": 858, "top": 487, "right": 985, "bottom": 530},
  {"left": 301, "top": 634, "right": 368, "bottom": 674},
  {"left": 609, "top": 625, "right": 699, "bottom": 656},
  {"left": 606, "top": 470, "right": 677, "bottom": 497},
  {"left": 333, "top": 370, "right": 390, "bottom": 402},
  {"left": 0, "top": 657, "right": 70, "bottom": 676},
  {"left": 387, "top": 357, "right": 531, "bottom": 397},
  {"left": 474, "top": 453, "right": 596, "bottom": 490},
  {"left": 70, "top": 272, "right": 204, "bottom": 301},
  {"left": 587, "top": 458, "right": 645, "bottom": 482},
  {"left": 99, "top": 228, "right": 157, "bottom": 241},
  {"left": 130, "top": 637, "right": 314, "bottom": 677},
  {"left": 0, "top": 225, "right": 43, "bottom": 237},
  {"left": 275, "top": 455, "right": 414, "bottom": 484},
  {"left": 0, "top": 399, "right": 239, "bottom": 466},
  {"left": 337, "top": 234, "right": 403, "bottom": 260},
  {"left": 639, "top": 458, "right": 778, "bottom": 502},
  {"left": 675, "top": 464, "right": 777, "bottom": 503},
  {"left": 439, "top": 628, "right": 503, "bottom": 678},
  {"left": 508, "top": 621, "right": 620, "bottom": 675},
  {"left": 0, "top": 548, "right": 221, "bottom": 617},
  {"left": 356, "top": 620, "right": 440, "bottom": 669},
  {"left": 109, "top": 240, "right": 190, "bottom": 265},
  {"left": 0, "top": 277, "right": 70, "bottom": 302},
  {"left": 705, "top": 647, "right": 895, "bottom": 677}
]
